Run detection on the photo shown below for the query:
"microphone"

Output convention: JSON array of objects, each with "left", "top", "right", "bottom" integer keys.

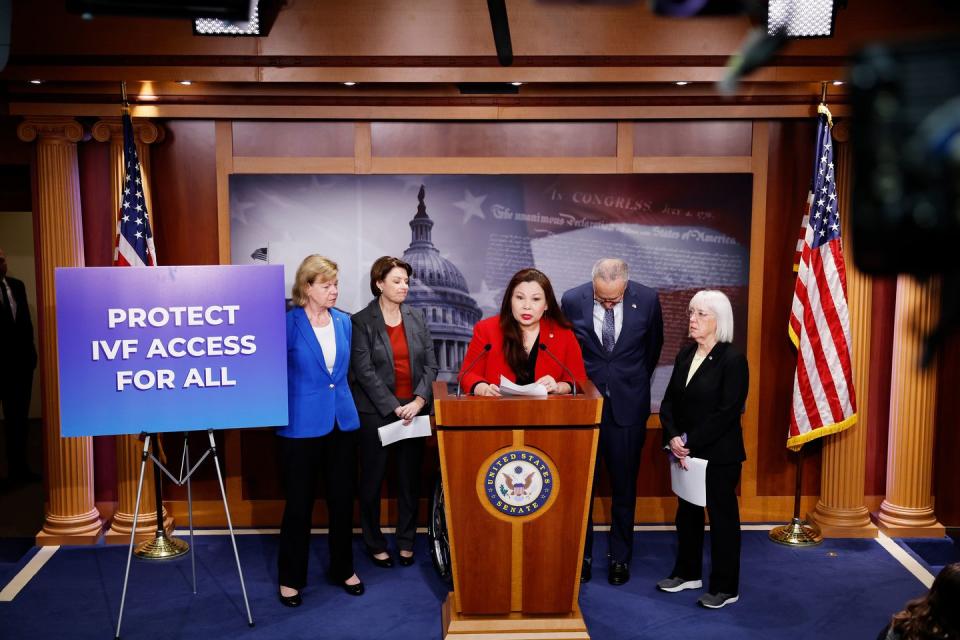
[
  {"left": 456, "top": 343, "right": 492, "bottom": 398},
  {"left": 538, "top": 343, "right": 578, "bottom": 397}
]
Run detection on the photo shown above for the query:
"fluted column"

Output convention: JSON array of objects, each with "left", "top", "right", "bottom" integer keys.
[
  {"left": 91, "top": 118, "right": 172, "bottom": 543},
  {"left": 18, "top": 117, "right": 103, "bottom": 545},
  {"left": 875, "top": 276, "right": 945, "bottom": 537},
  {"left": 809, "top": 131, "right": 876, "bottom": 537}
]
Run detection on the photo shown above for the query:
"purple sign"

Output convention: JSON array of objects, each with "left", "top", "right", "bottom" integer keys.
[{"left": 55, "top": 265, "right": 288, "bottom": 436}]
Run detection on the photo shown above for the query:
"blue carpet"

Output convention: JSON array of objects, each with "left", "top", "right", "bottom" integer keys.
[
  {"left": 0, "top": 531, "right": 939, "bottom": 640},
  {"left": 0, "top": 538, "right": 36, "bottom": 589},
  {"left": 901, "top": 533, "right": 959, "bottom": 574}
]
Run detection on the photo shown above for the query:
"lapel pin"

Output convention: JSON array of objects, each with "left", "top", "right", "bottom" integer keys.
[
  {"left": 549, "top": 333, "right": 554, "bottom": 339},
  {"left": 631, "top": 303, "right": 637, "bottom": 309}
]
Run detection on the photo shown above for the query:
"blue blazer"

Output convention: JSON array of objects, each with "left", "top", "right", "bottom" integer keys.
[
  {"left": 561, "top": 280, "right": 663, "bottom": 427},
  {"left": 278, "top": 306, "right": 360, "bottom": 438}
]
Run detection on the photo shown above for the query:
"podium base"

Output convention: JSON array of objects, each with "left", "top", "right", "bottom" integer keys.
[{"left": 442, "top": 593, "right": 590, "bottom": 639}]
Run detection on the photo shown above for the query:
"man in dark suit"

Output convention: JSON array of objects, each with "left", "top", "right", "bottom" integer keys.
[
  {"left": 561, "top": 258, "right": 663, "bottom": 585},
  {"left": 0, "top": 248, "right": 39, "bottom": 485}
]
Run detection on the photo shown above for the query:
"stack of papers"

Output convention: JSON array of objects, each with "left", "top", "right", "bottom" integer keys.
[{"left": 498, "top": 375, "right": 547, "bottom": 397}]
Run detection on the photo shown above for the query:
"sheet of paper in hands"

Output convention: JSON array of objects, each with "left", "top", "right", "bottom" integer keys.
[
  {"left": 670, "top": 456, "right": 708, "bottom": 507},
  {"left": 377, "top": 414, "right": 432, "bottom": 447},
  {"left": 498, "top": 375, "right": 548, "bottom": 397}
]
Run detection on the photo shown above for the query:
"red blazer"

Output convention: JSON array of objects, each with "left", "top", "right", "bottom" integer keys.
[{"left": 459, "top": 316, "right": 587, "bottom": 393}]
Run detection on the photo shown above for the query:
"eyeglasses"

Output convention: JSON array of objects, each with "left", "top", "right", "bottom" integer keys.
[
  {"left": 688, "top": 309, "right": 714, "bottom": 319},
  {"left": 593, "top": 287, "right": 626, "bottom": 305}
]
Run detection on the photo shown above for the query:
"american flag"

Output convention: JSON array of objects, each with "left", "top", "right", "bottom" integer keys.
[
  {"left": 114, "top": 113, "right": 157, "bottom": 267},
  {"left": 787, "top": 113, "right": 857, "bottom": 450}
]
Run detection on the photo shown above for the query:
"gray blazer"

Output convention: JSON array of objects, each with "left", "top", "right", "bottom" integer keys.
[{"left": 349, "top": 299, "right": 439, "bottom": 418}]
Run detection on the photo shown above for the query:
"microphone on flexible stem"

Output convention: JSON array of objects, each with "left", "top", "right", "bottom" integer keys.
[
  {"left": 456, "top": 343, "right": 492, "bottom": 398},
  {"left": 538, "top": 343, "right": 578, "bottom": 397}
]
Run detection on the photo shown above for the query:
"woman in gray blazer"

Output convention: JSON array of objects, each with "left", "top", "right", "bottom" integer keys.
[{"left": 350, "top": 256, "right": 439, "bottom": 568}]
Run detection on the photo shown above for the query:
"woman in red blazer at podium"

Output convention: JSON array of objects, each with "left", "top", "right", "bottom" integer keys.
[{"left": 459, "top": 268, "right": 586, "bottom": 396}]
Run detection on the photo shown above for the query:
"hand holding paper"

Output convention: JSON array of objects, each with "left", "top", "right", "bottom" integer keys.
[
  {"left": 498, "top": 375, "right": 547, "bottom": 397},
  {"left": 377, "top": 414, "right": 432, "bottom": 447}
]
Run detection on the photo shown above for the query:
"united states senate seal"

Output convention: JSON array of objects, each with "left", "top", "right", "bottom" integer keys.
[{"left": 477, "top": 447, "right": 557, "bottom": 521}]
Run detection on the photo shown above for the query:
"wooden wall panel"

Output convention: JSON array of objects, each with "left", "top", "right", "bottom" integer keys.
[
  {"left": 865, "top": 277, "right": 896, "bottom": 496},
  {"left": 633, "top": 121, "right": 752, "bottom": 157},
  {"left": 755, "top": 120, "right": 822, "bottom": 497},
  {"left": 150, "top": 120, "right": 219, "bottom": 266},
  {"left": 935, "top": 331, "right": 960, "bottom": 526},
  {"left": 77, "top": 140, "right": 113, "bottom": 267},
  {"left": 232, "top": 121, "right": 355, "bottom": 158},
  {"left": 371, "top": 122, "right": 617, "bottom": 157}
]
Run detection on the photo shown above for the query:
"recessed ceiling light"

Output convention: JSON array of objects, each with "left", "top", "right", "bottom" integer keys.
[
  {"left": 675, "top": 81, "right": 690, "bottom": 86},
  {"left": 178, "top": 80, "right": 193, "bottom": 86},
  {"left": 343, "top": 81, "right": 357, "bottom": 86},
  {"left": 29, "top": 79, "right": 42, "bottom": 85},
  {"left": 511, "top": 82, "right": 523, "bottom": 86},
  {"left": 832, "top": 80, "right": 844, "bottom": 86}
]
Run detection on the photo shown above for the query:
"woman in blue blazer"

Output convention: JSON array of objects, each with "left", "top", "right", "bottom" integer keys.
[{"left": 278, "top": 255, "right": 363, "bottom": 606}]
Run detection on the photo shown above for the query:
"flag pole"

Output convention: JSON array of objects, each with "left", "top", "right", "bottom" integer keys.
[{"left": 769, "top": 81, "right": 836, "bottom": 547}]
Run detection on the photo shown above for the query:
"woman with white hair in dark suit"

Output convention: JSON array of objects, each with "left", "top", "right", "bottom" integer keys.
[{"left": 656, "top": 289, "right": 748, "bottom": 610}]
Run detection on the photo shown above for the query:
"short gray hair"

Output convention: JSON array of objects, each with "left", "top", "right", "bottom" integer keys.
[
  {"left": 591, "top": 258, "right": 629, "bottom": 282},
  {"left": 689, "top": 290, "right": 734, "bottom": 343}
]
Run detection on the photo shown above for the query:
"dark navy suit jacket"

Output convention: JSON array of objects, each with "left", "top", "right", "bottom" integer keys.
[
  {"left": 279, "top": 306, "right": 360, "bottom": 438},
  {"left": 561, "top": 280, "right": 663, "bottom": 427}
]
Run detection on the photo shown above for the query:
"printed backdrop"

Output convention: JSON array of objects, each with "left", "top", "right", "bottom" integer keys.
[{"left": 230, "top": 174, "right": 753, "bottom": 410}]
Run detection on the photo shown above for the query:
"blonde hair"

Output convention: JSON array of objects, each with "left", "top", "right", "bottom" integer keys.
[{"left": 291, "top": 255, "right": 338, "bottom": 307}]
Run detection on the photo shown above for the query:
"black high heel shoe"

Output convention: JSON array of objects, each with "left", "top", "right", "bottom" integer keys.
[
  {"left": 278, "top": 589, "right": 302, "bottom": 607},
  {"left": 329, "top": 574, "right": 365, "bottom": 596},
  {"left": 398, "top": 552, "right": 415, "bottom": 567},
  {"left": 370, "top": 552, "right": 394, "bottom": 568}
]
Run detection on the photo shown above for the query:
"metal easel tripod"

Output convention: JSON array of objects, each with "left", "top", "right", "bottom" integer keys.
[{"left": 114, "top": 430, "right": 254, "bottom": 640}]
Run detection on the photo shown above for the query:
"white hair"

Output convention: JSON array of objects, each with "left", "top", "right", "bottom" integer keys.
[
  {"left": 689, "top": 290, "right": 734, "bottom": 343},
  {"left": 591, "top": 258, "right": 629, "bottom": 282}
]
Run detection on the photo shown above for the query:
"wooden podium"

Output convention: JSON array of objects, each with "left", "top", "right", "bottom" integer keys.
[{"left": 433, "top": 381, "right": 602, "bottom": 640}]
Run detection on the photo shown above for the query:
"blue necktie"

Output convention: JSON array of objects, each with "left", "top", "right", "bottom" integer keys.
[{"left": 602, "top": 307, "right": 615, "bottom": 353}]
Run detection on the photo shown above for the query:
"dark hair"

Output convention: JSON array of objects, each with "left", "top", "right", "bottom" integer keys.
[
  {"left": 890, "top": 562, "right": 960, "bottom": 639},
  {"left": 498, "top": 268, "right": 571, "bottom": 378},
  {"left": 369, "top": 256, "right": 413, "bottom": 297}
]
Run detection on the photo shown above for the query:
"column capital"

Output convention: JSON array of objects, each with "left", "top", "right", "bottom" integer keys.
[
  {"left": 17, "top": 117, "right": 85, "bottom": 143},
  {"left": 91, "top": 117, "right": 164, "bottom": 145}
]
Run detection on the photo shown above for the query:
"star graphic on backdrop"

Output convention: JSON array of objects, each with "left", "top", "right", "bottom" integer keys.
[
  {"left": 469, "top": 279, "right": 501, "bottom": 311},
  {"left": 454, "top": 189, "right": 487, "bottom": 224}
]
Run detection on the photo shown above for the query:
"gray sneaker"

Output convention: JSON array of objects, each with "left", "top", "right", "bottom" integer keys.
[
  {"left": 656, "top": 577, "right": 703, "bottom": 593},
  {"left": 697, "top": 592, "right": 739, "bottom": 608}
]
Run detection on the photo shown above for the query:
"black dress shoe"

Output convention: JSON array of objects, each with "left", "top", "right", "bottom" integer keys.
[
  {"left": 398, "top": 553, "right": 415, "bottom": 567},
  {"left": 580, "top": 558, "right": 592, "bottom": 583},
  {"left": 370, "top": 553, "right": 394, "bottom": 568},
  {"left": 278, "top": 590, "right": 302, "bottom": 607},
  {"left": 608, "top": 561, "right": 630, "bottom": 586},
  {"left": 341, "top": 580, "right": 365, "bottom": 596}
]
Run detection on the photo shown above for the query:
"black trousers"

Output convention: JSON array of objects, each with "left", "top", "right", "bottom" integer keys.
[
  {"left": 357, "top": 409, "right": 425, "bottom": 554},
  {"left": 584, "top": 399, "right": 647, "bottom": 564},
  {"left": 277, "top": 428, "right": 358, "bottom": 589},
  {"left": 1, "top": 370, "right": 34, "bottom": 478},
  {"left": 672, "top": 461, "right": 742, "bottom": 595}
]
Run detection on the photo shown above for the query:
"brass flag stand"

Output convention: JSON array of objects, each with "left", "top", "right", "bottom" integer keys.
[
  {"left": 133, "top": 434, "right": 189, "bottom": 559},
  {"left": 114, "top": 430, "right": 254, "bottom": 639},
  {"left": 768, "top": 445, "right": 823, "bottom": 546}
]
